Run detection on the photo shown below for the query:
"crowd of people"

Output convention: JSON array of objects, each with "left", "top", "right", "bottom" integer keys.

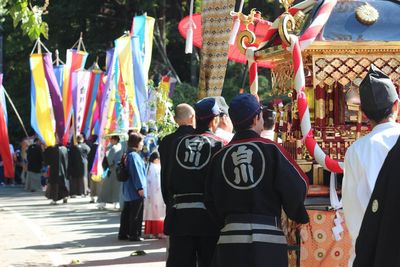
[
  {"left": 0, "top": 125, "right": 166, "bottom": 239},
  {"left": 1, "top": 64, "right": 398, "bottom": 266}
]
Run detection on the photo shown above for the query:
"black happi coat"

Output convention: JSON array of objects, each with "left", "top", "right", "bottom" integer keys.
[
  {"left": 205, "top": 130, "right": 309, "bottom": 267},
  {"left": 159, "top": 125, "right": 195, "bottom": 207},
  {"left": 164, "top": 130, "right": 223, "bottom": 236},
  {"left": 354, "top": 136, "right": 400, "bottom": 267}
]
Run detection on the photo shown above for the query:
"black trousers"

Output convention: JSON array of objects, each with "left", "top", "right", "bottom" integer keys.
[
  {"left": 167, "top": 235, "right": 218, "bottom": 267},
  {"left": 119, "top": 199, "right": 144, "bottom": 239}
]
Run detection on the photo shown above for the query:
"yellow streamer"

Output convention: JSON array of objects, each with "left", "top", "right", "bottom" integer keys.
[
  {"left": 116, "top": 36, "right": 141, "bottom": 130},
  {"left": 30, "top": 54, "right": 56, "bottom": 146},
  {"left": 144, "top": 17, "right": 155, "bottom": 84}
]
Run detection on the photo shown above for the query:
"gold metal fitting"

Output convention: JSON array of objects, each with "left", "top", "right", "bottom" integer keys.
[{"left": 278, "top": 12, "right": 295, "bottom": 47}]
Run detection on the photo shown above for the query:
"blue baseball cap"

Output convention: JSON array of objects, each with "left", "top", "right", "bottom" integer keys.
[
  {"left": 194, "top": 98, "right": 221, "bottom": 121},
  {"left": 229, "top": 93, "right": 263, "bottom": 126}
]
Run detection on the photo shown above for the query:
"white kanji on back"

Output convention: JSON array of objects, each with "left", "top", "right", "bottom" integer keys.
[
  {"left": 232, "top": 145, "right": 254, "bottom": 184},
  {"left": 184, "top": 137, "right": 204, "bottom": 167}
]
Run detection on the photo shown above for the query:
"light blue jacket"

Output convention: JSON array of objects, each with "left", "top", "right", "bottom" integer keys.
[{"left": 122, "top": 151, "right": 147, "bottom": 201}]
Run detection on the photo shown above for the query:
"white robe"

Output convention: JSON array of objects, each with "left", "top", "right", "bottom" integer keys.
[
  {"left": 143, "top": 163, "right": 165, "bottom": 220},
  {"left": 343, "top": 121, "right": 400, "bottom": 266}
]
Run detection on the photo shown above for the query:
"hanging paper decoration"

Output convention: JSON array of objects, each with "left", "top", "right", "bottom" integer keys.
[
  {"left": 30, "top": 53, "right": 56, "bottom": 146},
  {"left": 0, "top": 75, "right": 14, "bottom": 178}
]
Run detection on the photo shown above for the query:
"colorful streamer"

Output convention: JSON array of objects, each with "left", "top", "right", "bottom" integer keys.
[
  {"left": 91, "top": 49, "right": 117, "bottom": 179},
  {"left": 62, "top": 49, "right": 88, "bottom": 143},
  {"left": 82, "top": 71, "right": 104, "bottom": 138},
  {"left": 131, "top": 36, "right": 147, "bottom": 124},
  {"left": 71, "top": 69, "right": 91, "bottom": 136},
  {"left": 0, "top": 75, "right": 14, "bottom": 178},
  {"left": 43, "top": 53, "right": 65, "bottom": 142},
  {"left": 30, "top": 53, "right": 56, "bottom": 146}
]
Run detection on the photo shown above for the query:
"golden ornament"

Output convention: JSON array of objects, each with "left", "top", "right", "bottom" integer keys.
[
  {"left": 372, "top": 199, "right": 379, "bottom": 213},
  {"left": 355, "top": 3, "right": 379, "bottom": 25}
]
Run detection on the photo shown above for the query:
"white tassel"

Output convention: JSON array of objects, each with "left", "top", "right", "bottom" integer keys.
[
  {"left": 185, "top": 27, "right": 193, "bottom": 54},
  {"left": 229, "top": 18, "right": 241, "bottom": 45},
  {"left": 185, "top": 0, "right": 195, "bottom": 54}
]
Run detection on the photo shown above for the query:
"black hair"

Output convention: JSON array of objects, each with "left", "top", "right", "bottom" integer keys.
[
  {"left": 128, "top": 132, "right": 143, "bottom": 148},
  {"left": 233, "top": 111, "right": 262, "bottom": 132},
  {"left": 140, "top": 126, "right": 148, "bottom": 136},
  {"left": 362, "top": 105, "right": 393, "bottom": 123},
  {"left": 196, "top": 117, "right": 215, "bottom": 133},
  {"left": 149, "top": 151, "right": 160, "bottom": 163},
  {"left": 262, "top": 109, "right": 275, "bottom": 130},
  {"left": 110, "top": 135, "right": 120, "bottom": 143}
]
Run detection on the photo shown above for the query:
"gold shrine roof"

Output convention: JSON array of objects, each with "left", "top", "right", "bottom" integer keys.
[{"left": 255, "top": 0, "right": 400, "bottom": 64}]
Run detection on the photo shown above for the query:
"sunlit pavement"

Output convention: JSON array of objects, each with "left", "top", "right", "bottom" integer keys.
[{"left": 0, "top": 185, "right": 167, "bottom": 267}]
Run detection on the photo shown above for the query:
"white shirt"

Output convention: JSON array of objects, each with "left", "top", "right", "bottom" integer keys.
[
  {"left": 260, "top": 129, "right": 282, "bottom": 143},
  {"left": 343, "top": 121, "right": 400, "bottom": 265},
  {"left": 215, "top": 127, "right": 234, "bottom": 143}
]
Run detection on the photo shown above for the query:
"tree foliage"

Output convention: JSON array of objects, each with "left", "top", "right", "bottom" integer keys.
[{"left": 0, "top": 0, "right": 49, "bottom": 41}]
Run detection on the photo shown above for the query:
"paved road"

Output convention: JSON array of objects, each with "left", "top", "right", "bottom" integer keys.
[{"left": 0, "top": 186, "right": 167, "bottom": 267}]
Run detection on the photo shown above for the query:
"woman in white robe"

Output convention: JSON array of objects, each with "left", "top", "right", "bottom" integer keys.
[{"left": 143, "top": 151, "right": 165, "bottom": 237}]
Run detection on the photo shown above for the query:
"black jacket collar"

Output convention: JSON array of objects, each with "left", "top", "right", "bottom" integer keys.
[{"left": 231, "top": 130, "right": 260, "bottom": 142}]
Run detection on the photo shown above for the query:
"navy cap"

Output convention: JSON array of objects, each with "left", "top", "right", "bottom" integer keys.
[
  {"left": 229, "top": 93, "right": 262, "bottom": 126},
  {"left": 194, "top": 98, "right": 221, "bottom": 121},
  {"left": 360, "top": 64, "right": 399, "bottom": 112}
]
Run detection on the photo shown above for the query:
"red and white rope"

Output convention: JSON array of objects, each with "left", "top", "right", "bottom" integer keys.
[
  {"left": 246, "top": 0, "right": 343, "bottom": 173},
  {"left": 246, "top": 46, "right": 258, "bottom": 97},
  {"left": 289, "top": 34, "right": 343, "bottom": 173}
]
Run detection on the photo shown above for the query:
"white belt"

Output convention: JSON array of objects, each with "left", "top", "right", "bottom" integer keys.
[
  {"left": 218, "top": 222, "right": 286, "bottom": 245},
  {"left": 172, "top": 202, "right": 206, "bottom": 210},
  {"left": 217, "top": 233, "right": 287, "bottom": 245},
  {"left": 221, "top": 223, "right": 280, "bottom": 232}
]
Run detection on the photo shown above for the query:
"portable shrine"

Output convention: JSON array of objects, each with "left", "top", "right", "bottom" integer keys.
[{"left": 234, "top": 0, "right": 400, "bottom": 265}]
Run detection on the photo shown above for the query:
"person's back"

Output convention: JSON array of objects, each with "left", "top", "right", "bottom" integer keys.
[
  {"left": 165, "top": 98, "right": 223, "bottom": 267},
  {"left": 25, "top": 139, "right": 43, "bottom": 192},
  {"left": 343, "top": 65, "right": 400, "bottom": 266},
  {"left": 27, "top": 143, "right": 42, "bottom": 173},
  {"left": 205, "top": 94, "right": 308, "bottom": 267},
  {"left": 159, "top": 103, "right": 196, "bottom": 206}
]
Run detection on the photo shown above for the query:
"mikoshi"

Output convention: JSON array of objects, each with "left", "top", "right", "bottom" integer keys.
[{"left": 229, "top": 0, "right": 400, "bottom": 266}]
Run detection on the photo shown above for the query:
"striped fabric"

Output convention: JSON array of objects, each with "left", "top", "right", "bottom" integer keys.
[
  {"left": 199, "top": 0, "right": 235, "bottom": 97},
  {"left": 218, "top": 222, "right": 286, "bottom": 245}
]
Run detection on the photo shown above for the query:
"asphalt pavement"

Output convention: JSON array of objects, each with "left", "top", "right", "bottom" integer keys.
[{"left": 0, "top": 185, "right": 167, "bottom": 267}]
